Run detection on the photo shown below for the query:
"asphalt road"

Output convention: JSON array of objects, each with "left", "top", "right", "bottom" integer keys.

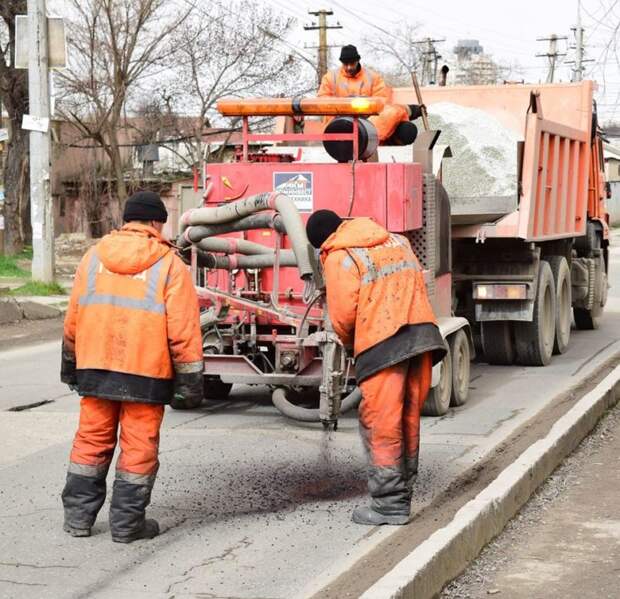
[{"left": 1, "top": 239, "right": 619, "bottom": 599}]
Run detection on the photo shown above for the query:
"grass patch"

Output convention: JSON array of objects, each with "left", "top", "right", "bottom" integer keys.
[
  {"left": 9, "top": 280, "right": 66, "bottom": 296},
  {"left": 0, "top": 254, "right": 29, "bottom": 277},
  {"left": 19, "top": 246, "right": 33, "bottom": 260}
]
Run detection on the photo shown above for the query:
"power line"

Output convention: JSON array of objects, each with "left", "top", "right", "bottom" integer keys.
[
  {"left": 536, "top": 34, "right": 568, "bottom": 83},
  {"left": 304, "top": 9, "right": 342, "bottom": 83},
  {"left": 413, "top": 37, "right": 446, "bottom": 85},
  {"left": 329, "top": 0, "right": 412, "bottom": 47},
  {"left": 179, "top": 0, "right": 317, "bottom": 68}
]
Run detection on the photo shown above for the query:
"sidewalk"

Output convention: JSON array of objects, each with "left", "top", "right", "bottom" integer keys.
[{"left": 441, "top": 403, "right": 620, "bottom": 599}]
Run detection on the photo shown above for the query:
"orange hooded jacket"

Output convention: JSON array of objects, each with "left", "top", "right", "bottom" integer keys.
[
  {"left": 320, "top": 218, "right": 445, "bottom": 382},
  {"left": 317, "top": 66, "right": 409, "bottom": 142},
  {"left": 318, "top": 65, "right": 388, "bottom": 99},
  {"left": 62, "top": 223, "right": 203, "bottom": 404}
]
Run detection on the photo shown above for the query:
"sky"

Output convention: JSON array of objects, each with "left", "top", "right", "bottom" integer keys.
[
  {"left": 263, "top": 0, "right": 620, "bottom": 123},
  {"left": 46, "top": 0, "right": 620, "bottom": 124}
]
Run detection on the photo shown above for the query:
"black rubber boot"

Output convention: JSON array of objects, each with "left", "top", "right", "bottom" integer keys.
[
  {"left": 353, "top": 465, "right": 411, "bottom": 526},
  {"left": 352, "top": 506, "right": 409, "bottom": 525},
  {"left": 109, "top": 479, "right": 159, "bottom": 543},
  {"left": 112, "top": 518, "right": 159, "bottom": 544},
  {"left": 61, "top": 471, "right": 107, "bottom": 536},
  {"left": 405, "top": 451, "right": 420, "bottom": 499}
]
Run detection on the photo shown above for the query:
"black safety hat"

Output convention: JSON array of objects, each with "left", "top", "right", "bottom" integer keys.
[
  {"left": 339, "top": 44, "right": 361, "bottom": 63},
  {"left": 306, "top": 209, "right": 343, "bottom": 249},
  {"left": 123, "top": 191, "right": 168, "bottom": 223}
]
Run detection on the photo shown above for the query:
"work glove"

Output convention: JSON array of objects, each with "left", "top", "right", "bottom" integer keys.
[
  {"left": 60, "top": 343, "right": 78, "bottom": 389},
  {"left": 407, "top": 104, "right": 425, "bottom": 121},
  {"left": 170, "top": 371, "right": 204, "bottom": 410}
]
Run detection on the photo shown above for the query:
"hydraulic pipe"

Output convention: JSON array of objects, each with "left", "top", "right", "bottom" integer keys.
[
  {"left": 271, "top": 387, "right": 362, "bottom": 423},
  {"left": 180, "top": 192, "right": 313, "bottom": 280},
  {"left": 195, "top": 237, "right": 275, "bottom": 256},
  {"left": 197, "top": 249, "right": 298, "bottom": 270},
  {"left": 178, "top": 214, "right": 286, "bottom": 248}
]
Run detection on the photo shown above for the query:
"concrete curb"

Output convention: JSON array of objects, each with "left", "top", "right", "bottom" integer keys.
[
  {"left": 361, "top": 364, "right": 620, "bottom": 599},
  {"left": 0, "top": 296, "right": 64, "bottom": 325}
]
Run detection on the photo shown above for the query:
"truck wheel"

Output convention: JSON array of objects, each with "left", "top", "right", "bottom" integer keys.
[
  {"left": 548, "top": 256, "right": 572, "bottom": 354},
  {"left": 574, "top": 254, "right": 606, "bottom": 330},
  {"left": 514, "top": 261, "right": 556, "bottom": 366},
  {"left": 422, "top": 347, "right": 452, "bottom": 416},
  {"left": 481, "top": 321, "right": 515, "bottom": 365},
  {"left": 449, "top": 329, "right": 471, "bottom": 407},
  {"left": 203, "top": 377, "right": 233, "bottom": 400}
]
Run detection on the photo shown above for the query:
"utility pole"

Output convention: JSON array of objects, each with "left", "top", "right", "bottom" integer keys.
[
  {"left": 536, "top": 34, "right": 567, "bottom": 83},
  {"left": 304, "top": 9, "right": 342, "bottom": 84},
  {"left": 0, "top": 100, "right": 4, "bottom": 256},
  {"left": 27, "top": 0, "right": 54, "bottom": 282},
  {"left": 573, "top": 0, "right": 584, "bottom": 81},
  {"left": 567, "top": 0, "right": 592, "bottom": 82},
  {"left": 413, "top": 38, "right": 445, "bottom": 85}
]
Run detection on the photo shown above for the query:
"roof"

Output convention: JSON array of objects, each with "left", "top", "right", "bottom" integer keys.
[
  {"left": 604, "top": 143, "right": 620, "bottom": 161},
  {"left": 604, "top": 126, "right": 620, "bottom": 139}
]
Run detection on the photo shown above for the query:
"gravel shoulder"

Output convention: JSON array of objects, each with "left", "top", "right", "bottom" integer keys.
[{"left": 441, "top": 403, "right": 620, "bottom": 599}]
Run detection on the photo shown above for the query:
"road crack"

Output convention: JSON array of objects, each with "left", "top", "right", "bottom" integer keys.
[
  {"left": 0, "top": 561, "right": 78, "bottom": 570},
  {"left": 165, "top": 537, "right": 253, "bottom": 594},
  {"left": 0, "top": 578, "right": 47, "bottom": 587}
]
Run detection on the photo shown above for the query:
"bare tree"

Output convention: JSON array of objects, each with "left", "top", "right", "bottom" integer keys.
[
  {"left": 57, "top": 0, "right": 191, "bottom": 225},
  {"left": 0, "top": 1, "right": 29, "bottom": 254},
  {"left": 157, "top": 0, "right": 313, "bottom": 175},
  {"left": 363, "top": 23, "right": 423, "bottom": 87}
]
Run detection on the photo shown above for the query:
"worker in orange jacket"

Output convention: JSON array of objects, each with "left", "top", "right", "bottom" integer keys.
[
  {"left": 318, "top": 44, "right": 423, "bottom": 143},
  {"left": 60, "top": 191, "right": 203, "bottom": 543},
  {"left": 306, "top": 210, "right": 445, "bottom": 525}
]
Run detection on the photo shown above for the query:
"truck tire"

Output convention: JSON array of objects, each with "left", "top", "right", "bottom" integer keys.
[
  {"left": 574, "top": 254, "right": 606, "bottom": 330},
  {"left": 422, "top": 347, "right": 452, "bottom": 416},
  {"left": 514, "top": 260, "right": 556, "bottom": 366},
  {"left": 481, "top": 321, "right": 515, "bottom": 365},
  {"left": 449, "top": 329, "right": 471, "bottom": 407},
  {"left": 203, "top": 377, "right": 233, "bottom": 400},
  {"left": 548, "top": 256, "right": 571, "bottom": 354}
]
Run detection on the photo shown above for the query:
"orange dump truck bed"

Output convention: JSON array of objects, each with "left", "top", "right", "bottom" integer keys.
[{"left": 393, "top": 81, "right": 605, "bottom": 242}]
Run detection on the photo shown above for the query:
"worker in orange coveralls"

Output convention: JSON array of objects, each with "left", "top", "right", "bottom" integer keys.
[
  {"left": 306, "top": 210, "right": 446, "bottom": 525},
  {"left": 318, "top": 44, "right": 423, "bottom": 143},
  {"left": 60, "top": 191, "right": 203, "bottom": 543}
]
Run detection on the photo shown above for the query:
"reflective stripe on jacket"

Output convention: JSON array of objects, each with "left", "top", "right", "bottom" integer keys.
[
  {"left": 321, "top": 218, "right": 445, "bottom": 381},
  {"left": 63, "top": 223, "right": 203, "bottom": 404},
  {"left": 318, "top": 66, "right": 388, "bottom": 99}
]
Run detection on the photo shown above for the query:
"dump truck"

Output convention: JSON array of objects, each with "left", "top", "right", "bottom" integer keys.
[{"left": 176, "top": 80, "right": 608, "bottom": 427}]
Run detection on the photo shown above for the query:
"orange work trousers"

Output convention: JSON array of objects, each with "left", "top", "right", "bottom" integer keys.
[
  {"left": 369, "top": 103, "right": 409, "bottom": 142},
  {"left": 69, "top": 396, "right": 164, "bottom": 483},
  {"left": 358, "top": 353, "right": 432, "bottom": 468}
]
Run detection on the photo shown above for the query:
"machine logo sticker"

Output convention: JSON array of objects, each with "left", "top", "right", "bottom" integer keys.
[{"left": 273, "top": 172, "right": 313, "bottom": 212}]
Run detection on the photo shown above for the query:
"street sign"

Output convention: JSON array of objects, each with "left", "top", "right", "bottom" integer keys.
[
  {"left": 0, "top": 129, "right": 9, "bottom": 142},
  {"left": 22, "top": 115, "right": 50, "bottom": 133},
  {"left": 15, "top": 16, "right": 67, "bottom": 69}
]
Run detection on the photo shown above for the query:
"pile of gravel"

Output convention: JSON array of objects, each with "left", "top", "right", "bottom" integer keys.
[{"left": 427, "top": 102, "right": 521, "bottom": 207}]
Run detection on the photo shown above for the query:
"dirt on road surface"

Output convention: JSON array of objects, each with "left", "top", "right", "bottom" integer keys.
[{"left": 441, "top": 403, "right": 620, "bottom": 599}]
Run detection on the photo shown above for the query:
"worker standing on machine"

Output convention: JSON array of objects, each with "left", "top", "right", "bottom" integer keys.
[
  {"left": 306, "top": 210, "right": 445, "bottom": 525},
  {"left": 318, "top": 44, "right": 423, "bottom": 144},
  {"left": 60, "top": 191, "right": 204, "bottom": 543}
]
